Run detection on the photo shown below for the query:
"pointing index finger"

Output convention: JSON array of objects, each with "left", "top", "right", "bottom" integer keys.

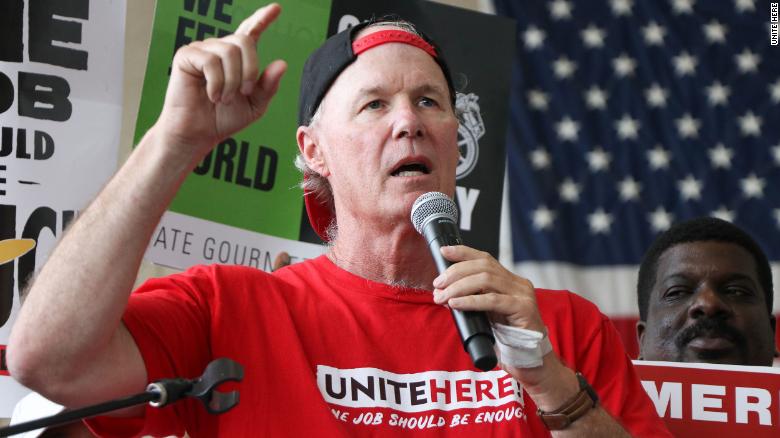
[{"left": 235, "top": 3, "right": 281, "bottom": 42}]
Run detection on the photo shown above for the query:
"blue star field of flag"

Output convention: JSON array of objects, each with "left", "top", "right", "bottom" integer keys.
[{"left": 493, "top": 0, "right": 780, "bottom": 265}]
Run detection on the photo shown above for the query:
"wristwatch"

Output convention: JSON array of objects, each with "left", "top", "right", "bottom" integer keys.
[{"left": 537, "top": 372, "right": 599, "bottom": 430}]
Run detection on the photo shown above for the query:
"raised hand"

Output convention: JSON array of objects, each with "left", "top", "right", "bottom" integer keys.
[{"left": 155, "top": 3, "right": 287, "bottom": 163}]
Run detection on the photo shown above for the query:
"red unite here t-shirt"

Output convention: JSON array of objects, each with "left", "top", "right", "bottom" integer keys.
[{"left": 86, "top": 256, "right": 670, "bottom": 437}]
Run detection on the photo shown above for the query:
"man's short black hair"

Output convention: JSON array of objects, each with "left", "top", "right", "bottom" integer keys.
[{"left": 637, "top": 217, "right": 774, "bottom": 321}]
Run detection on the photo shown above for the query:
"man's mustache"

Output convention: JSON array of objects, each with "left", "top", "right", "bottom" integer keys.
[{"left": 674, "top": 317, "right": 746, "bottom": 350}]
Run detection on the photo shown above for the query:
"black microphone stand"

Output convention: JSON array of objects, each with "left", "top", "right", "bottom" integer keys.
[{"left": 0, "top": 358, "right": 243, "bottom": 437}]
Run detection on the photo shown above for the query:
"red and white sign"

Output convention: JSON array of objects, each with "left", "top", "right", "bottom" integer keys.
[{"left": 634, "top": 360, "right": 780, "bottom": 436}]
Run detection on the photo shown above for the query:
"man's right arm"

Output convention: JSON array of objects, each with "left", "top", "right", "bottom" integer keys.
[{"left": 6, "top": 3, "right": 286, "bottom": 409}]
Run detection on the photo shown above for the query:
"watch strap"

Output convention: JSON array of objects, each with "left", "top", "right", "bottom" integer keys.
[{"left": 536, "top": 372, "right": 599, "bottom": 430}]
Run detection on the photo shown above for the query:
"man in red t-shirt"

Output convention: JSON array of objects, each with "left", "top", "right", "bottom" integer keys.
[{"left": 8, "top": 3, "right": 669, "bottom": 437}]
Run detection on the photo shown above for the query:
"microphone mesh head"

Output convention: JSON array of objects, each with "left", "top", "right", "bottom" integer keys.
[{"left": 410, "top": 192, "right": 458, "bottom": 234}]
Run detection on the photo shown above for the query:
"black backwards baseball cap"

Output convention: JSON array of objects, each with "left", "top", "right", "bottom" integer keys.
[{"left": 298, "top": 19, "right": 456, "bottom": 241}]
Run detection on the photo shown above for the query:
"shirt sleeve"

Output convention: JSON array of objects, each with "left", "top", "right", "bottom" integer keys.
[
  {"left": 85, "top": 266, "right": 219, "bottom": 437},
  {"left": 570, "top": 296, "right": 673, "bottom": 437}
]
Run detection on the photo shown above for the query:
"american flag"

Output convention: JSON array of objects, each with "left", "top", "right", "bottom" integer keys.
[{"left": 493, "top": 0, "right": 780, "bottom": 350}]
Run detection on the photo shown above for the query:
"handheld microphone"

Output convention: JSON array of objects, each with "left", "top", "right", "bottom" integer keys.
[{"left": 411, "top": 192, "right": 497, "bottom": 371}]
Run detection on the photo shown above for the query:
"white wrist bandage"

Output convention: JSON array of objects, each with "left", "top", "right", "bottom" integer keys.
[{"left": 491, "top": 323, "right": 553, "bottom": 368}]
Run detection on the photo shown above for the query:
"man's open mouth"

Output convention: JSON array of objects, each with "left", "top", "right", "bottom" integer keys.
[{"left": 391, "top": 162, "right": 430, "bottom": 177}]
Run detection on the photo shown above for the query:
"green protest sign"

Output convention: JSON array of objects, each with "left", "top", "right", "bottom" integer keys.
[{"left": 136, "top": 0, "right": 331, "bottom": 239}]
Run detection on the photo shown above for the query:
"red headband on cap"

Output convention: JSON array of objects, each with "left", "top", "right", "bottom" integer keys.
[{"left": 352, "top": 29, "right": 438, "bottom": 58}]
